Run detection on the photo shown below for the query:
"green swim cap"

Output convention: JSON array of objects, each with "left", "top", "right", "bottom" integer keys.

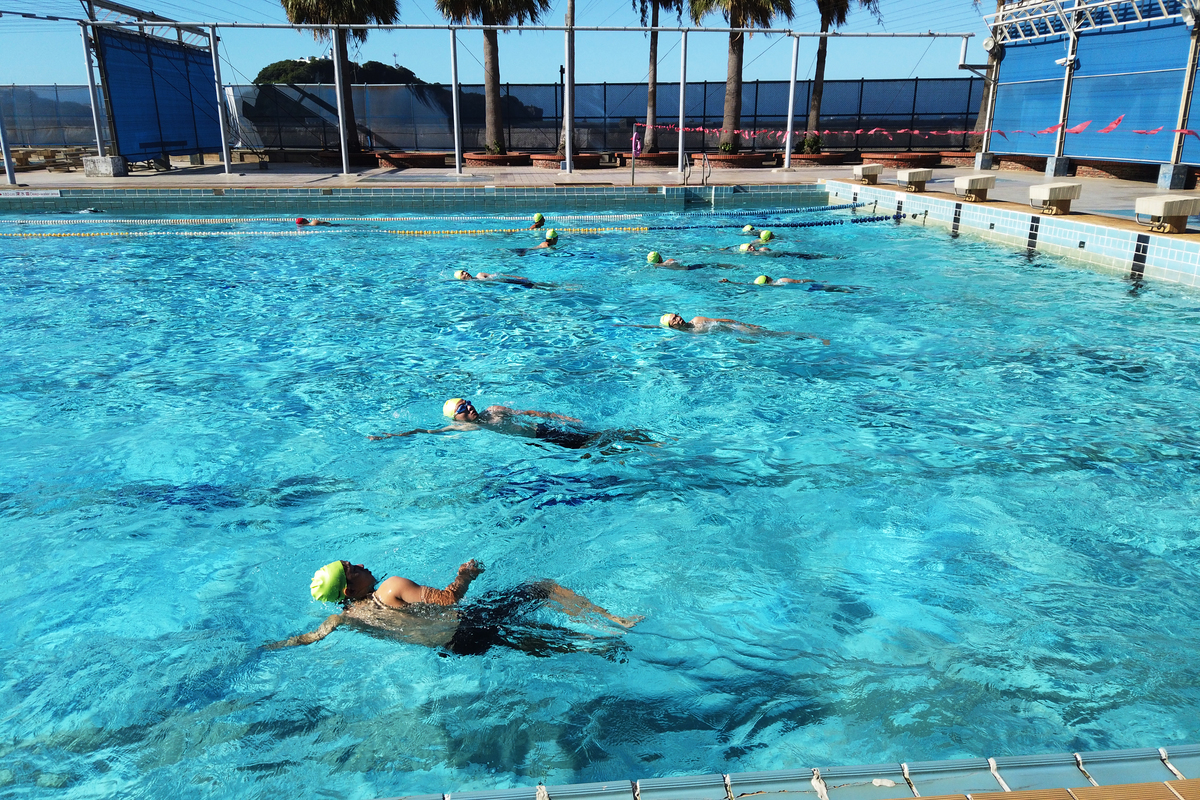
[
  {"left": 754, "top": 275, "right": 770, "bottom": 285},
  {"left": 759, "top": 230, "right": 774, "bottom": 241},
  {"left": 534, "top": 213, "right": 544, "bottom": 223},
  {"left": 742, "top": 224, "right": 755, "bottom": 233},
  {"left": 647, "top": 251, "right": 663, "bottom": 264},
  {"left": 738, "top": 243, "right": 753, "bottom": 252},
  {"left": 545, "top": 229, "right": 558, "bottom": 241},
  {"left": 311, "top": 560, "right": 346, "bottom": 602}
]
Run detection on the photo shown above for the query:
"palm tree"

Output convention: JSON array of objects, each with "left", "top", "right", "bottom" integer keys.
[
  {"left": 689, "top": 0, "right": 795, "bottom": 154},
  {"left": 437, "top": 0, "right": 553, "bottom": 155},
  {"left": 804, "top": 0, "right": 879, "bottom": 150},
  {"left": 278, "top": 0, "right": 400, "bottom": 152},
  {"left": 633, "top": 0, "right": 684, "bottom": 152}
]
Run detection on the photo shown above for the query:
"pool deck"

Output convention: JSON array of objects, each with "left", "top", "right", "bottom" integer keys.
[{"left": 376, "top": 744, "right": 1200, "bottom": 800}]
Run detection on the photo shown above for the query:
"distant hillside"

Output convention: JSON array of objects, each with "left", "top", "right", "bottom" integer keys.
[{"left": 253, "top": 59, "right": 426, "bottom": 85}]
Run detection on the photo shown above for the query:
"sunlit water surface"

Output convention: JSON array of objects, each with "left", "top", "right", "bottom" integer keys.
[{"left": 1, "top": 208, "right": 1199, "bottom": 799}]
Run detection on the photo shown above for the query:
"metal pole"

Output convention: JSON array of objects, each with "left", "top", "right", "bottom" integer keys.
[
  {"left": 677, "top": 30, "right": 687, "bottom": 173},
  {"left": 331, "top": 27, "right": 351, "bottom": 175},
  {"left": 783, "top": 34, "right": 799, "bottom": 168},
  {"left": 209, "top": 27, "right": 231, "bottom": 174},
  {"left": 0, "top": 106, "right": 15, "bottom": 185},
  {"left": 450, "top": 28, "right": 463, "bottom": 174},
  {"left": 1172, "top": 27, "right": 1200, "bottom": 164},
  {"left": 1053, "top": 31, "right": 1078, "bottom": 158},
  {"left": 80, "top": 22, "right": 106, "bottom": 156},
  {"left": 564, "top": 19, "right": 574, "bottom": 172}
]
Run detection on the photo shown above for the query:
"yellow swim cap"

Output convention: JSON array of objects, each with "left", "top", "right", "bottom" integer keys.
[
  {"left": 742, "top": 224, "right": 755, "bottom": 232},
  {"left": 647, "top": 251, "right": 663, "bottom": 264},
  {"left": 443, "top": 397, "right": 465, "bottom": 417},
  {"left": 454, "top": 270, "right": 469, "bottom": 280},
  {"left": 739, "top": 243, "right": 753, "bottom": 252},
  {"left": 755, "top": 275, "right": 770, "bottom": 285},
  {"left": 311, "top": 560, "right": 346, "bottom": 602},
  {"left": 759, "top": 230, "right": 774, "bottom": 241},
  {"left": 545, "top": 229, "right": 558, "bottom": 241},
  {"left": 660, "top": 313, "right": 677, "bottom": 328},
  {"left": 534, "top": 213, "right": 545, "bottom": 223}
]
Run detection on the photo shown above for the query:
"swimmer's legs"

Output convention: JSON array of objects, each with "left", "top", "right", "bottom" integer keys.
[{"left": 535, "top": 580, "right": 643, "bottom": 628}]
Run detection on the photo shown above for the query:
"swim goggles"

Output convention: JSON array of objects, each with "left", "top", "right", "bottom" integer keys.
[{"left": 455, "top": 400, "right": 475, "bottom": 416}]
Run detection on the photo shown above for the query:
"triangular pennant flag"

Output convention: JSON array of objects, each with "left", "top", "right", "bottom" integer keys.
[
  {"left": 1065, "top": 120, "right": 1092, "bottom": 134},
  {"left": 1097, "top": 114, "right": 1124, "bottom": 133},
  {"left": 1037, "top": 123, "right": 1063, "bottom": 134},
  {"left": 1134, "top": 126, "right": 1164, "bottom": 134}
]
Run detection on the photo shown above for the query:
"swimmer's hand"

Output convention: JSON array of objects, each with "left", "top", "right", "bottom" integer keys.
[{"left": 460, "top": 559, "right": 484, "bottom": 579}]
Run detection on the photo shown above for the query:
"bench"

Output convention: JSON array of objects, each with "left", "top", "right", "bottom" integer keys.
[
  {"left": 1134, "top": 194, "right": 1200, "bottom": 234},
  {"left": 853, "top": 163, "right": 883, "bottom": 185},
  {"left": 1029, "top": 181, "right": 1082, "bottom": 215},
  {"left": 896, "top": 168, "right": 932, "bottom": 192},
  {"left": 954, "top": 173, "right": 995, "bottom": 202}
]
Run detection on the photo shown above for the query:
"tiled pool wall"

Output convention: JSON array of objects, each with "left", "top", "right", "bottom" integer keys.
[
  {"left": 0, "top": 184, "right": 828, "bottom": 215},
  {"left": 379, "top": 744, "right": 1200, "bottom": 800},
  {"left": 825, "top": 180, "right": 1200, "bottom": 288}
]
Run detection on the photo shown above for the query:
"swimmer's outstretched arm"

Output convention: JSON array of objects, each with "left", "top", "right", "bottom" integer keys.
[
  {"left": 367, "top": 423, "right": 473, "bottom": 441},
  {"left": 491, "top": 405, "right": 582, "bottom": 423},
  {"left": 263, "top": 613, "right": 345, "bottom": 649}
]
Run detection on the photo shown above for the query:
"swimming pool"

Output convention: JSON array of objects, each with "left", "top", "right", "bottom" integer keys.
[{"left": 2, "top": 207, "right": 1198, "bottom": 799}]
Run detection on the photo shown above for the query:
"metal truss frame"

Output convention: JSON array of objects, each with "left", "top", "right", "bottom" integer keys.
[{"left": 985, "top": 0, "right": 1185, "bottom": 44}]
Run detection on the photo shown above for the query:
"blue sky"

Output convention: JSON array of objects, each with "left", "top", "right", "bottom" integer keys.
[{"left": 1, "top": 0, "right": 992, "bottom": 87}]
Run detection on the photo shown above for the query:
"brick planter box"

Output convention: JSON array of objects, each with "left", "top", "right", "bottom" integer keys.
[
  {"left": 691, "top": 152, "right": 774, "bottom": 169},
  {"left": 994, "top": 154, "right": 1046, "bottom": 172},
  {"left": 938, "top": 151, "right": 976, "bottom": 167},
  {"left": 463, "top": 152, "right": 532, "bottom": 167},
  {"left": 617, "top": 151, "right": 680, "bottom": 166},
  {"left": 1074, "top": 160, "right": 1159, "bottom": 182},
  {"left": 774, "top": 152, "right": 847, "bottom": 166},
  {"left": 860, "top": 152, "right": 940, "bottom": 169},
  {"left": 377, "top": 151, "right": 451, "bottom": 169},
  {"left": 530, "top": 153, "right": 603, "bottom": 170}
]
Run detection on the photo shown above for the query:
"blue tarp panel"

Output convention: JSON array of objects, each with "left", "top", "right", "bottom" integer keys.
[
  {"left": 990, "top": 80, "right": 1062, "bottom": 155},
  {"left": 95, "top": 28, "right": 222, "bottom": 161},
  {"left": 1064, "top": 22, "right": 1188, "bottom": 161},
  {"left": 990, "top": 38, "right": 1070, "bottom": 155}
]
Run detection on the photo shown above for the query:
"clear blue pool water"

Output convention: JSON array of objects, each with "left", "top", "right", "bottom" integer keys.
[{"left": 2, "top": 207, "right": 1199, "bottom": 799}]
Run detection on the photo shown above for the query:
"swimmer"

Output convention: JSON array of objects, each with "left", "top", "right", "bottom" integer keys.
[
  {"left": 453, "top": 269, "right": 553, "bottom": 289},
  {"left": 646, "top": 251, "right": 710, "bottom": 271},
  {"left": 740, "top": 224, "right": 758, "bottom": 235},
  {"left": 658, "top": 312, "right": 829, "bottom": 343},
  {"left": 265, "top": 558, "right": 641, "bottom": 657},
  {"left": 514, "top": 229, "right": 559, "bottom": 255},
  {"left": 369, "top": 397, "right": 660, "bottom": 450},
  {"left": 295, "top": 217, "right": 335, "bottom": 227},
  {"left": 720, "top": 275, "right": 857, "bottom": 292},
  {"left": 758, "top": 230, "right": 775, "bottom": 242},
  {"left": 528, "top": 213, "right": 546, "bottom": 230}
]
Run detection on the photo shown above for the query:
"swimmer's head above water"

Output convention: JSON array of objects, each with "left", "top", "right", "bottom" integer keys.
[
  {"left": 443, "top": 396, "right": 479, "bottom": 422},
  {"left": 647, "top": 251, "right": 663, "bottom": 264},
  {"left": 755, "top": 275, "right": 771, "bottom": 285},
  {"left": 759, "top": 230, "right": 774, "bottom": 242},
  {"left": 742, "top": 224, "right": 755, "bottom": 233},
  {"left": 311, "top": 560, "right": 377, "bottom": 602},
  {"left": 660, "top": 312, "right": 686, "bottom": 329},
  {"left": 454, "top": 270, "right": 473, "bottom": 280},
  {"left": 545, "top": 229, "right": 558, "bottom": 243},
  {"left": 534, "top": 213, "right": 545, "bottom": 225},
  {"left": 739, "top": 243, "right": 754, "bottom": 252},
  {"left": 296, "top": 217, "right": 308, "bottom": 225}
]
